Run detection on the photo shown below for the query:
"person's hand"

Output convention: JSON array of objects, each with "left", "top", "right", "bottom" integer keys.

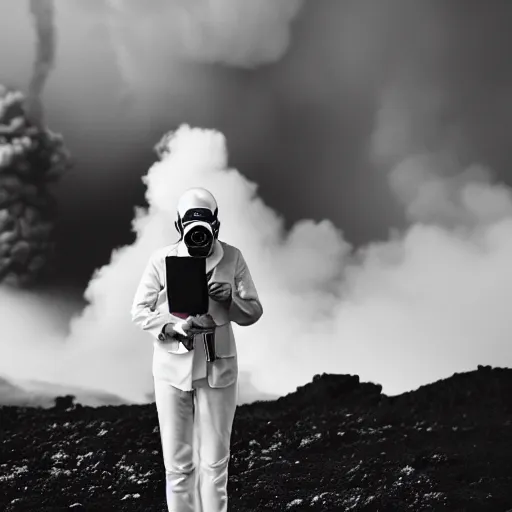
[
  {"left": 208, "top": 282, "right": 232, "bottom": 302},
  {"left": 163, "top": 320, "right": 195, "bottom": 350},
  {"left": 161, "top": 315, "right": 216, "bottom": 351},
  {"left": 187, "top": 314, "right": 216, "bottom": 334},
  {"left": 164, "top": 320, "right": 192, "bottom": 338}
]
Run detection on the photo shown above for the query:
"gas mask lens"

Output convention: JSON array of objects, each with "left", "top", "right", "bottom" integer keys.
[{"left": 189, "top": 228, "right": 210, "bottom": 246}]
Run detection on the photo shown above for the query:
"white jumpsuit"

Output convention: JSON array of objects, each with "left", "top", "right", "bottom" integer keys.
[{"left": 131, "top": 239, "right": 263, "bottom": 512}]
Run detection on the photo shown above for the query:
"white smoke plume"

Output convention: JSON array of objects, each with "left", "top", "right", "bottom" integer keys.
[
  {"left": 357, "top": 69, "right": 512, "bottom": 393},
  {"left": 104, "top": 0, "right": 303, "bottom": 115},
  {"left": 107, "top": 0, "right": 303, "bottom": 67},
  {"left": 0, "top": 125, "right": 349, "bottom": 403},
  {"left": 2, "top": 119, "right": 512, "bottom": 404}
]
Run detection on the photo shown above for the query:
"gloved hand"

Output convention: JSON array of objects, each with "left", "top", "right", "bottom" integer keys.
[
  {"left": 163, "top": 320, "right": 194, "bottom": 350},
  {"left": 208, "top": 282, "right": 232, "bottom": 302},
  {"left": 187, "top": 313, "right": 216, "bottom": 333},
  {"left": 162, "top": 315, "right": 216, "bottom": 351}
]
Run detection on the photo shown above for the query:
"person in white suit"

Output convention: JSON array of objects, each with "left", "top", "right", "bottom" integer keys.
[{"left": 131, "top": 187, "right": 263, "bottom": 512}]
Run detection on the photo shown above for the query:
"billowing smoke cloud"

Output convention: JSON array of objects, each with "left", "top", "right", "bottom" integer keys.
[
  {"left": 26, "top": 0, "right": 56, "bottom": 126},
  {"left": 107, "top": 0, "right": 303, "bottom": 68},
  {"left": 0, "top": 125, "right": 350, "bottom": 403},
  {"left": 103, "top": 0, "right": 303, "bottom": 117},
  {"left": 2, "top": 0, "right": 512, "bottom": 406},
  {"left": 4, "top": 117, "right": 512, "bottom": 406},
  {"left": 0, "top": 86, "right": 70, "bottom": 287},
  {"left": 355, "top": 44, "right": 512, "bottom": 393}
]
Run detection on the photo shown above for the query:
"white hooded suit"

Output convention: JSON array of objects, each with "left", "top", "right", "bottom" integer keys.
[{"left": 131, "top": 225, "right": 263, "bottom": 511}]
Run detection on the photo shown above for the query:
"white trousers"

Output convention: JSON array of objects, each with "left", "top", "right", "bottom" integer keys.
[{"left": 153, "top": 377, "right": 238, "bottom": 512}]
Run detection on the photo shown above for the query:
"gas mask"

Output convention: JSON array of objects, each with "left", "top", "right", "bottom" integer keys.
[{"left": 175, "top": 188, "right": 221, "bottom": 258}]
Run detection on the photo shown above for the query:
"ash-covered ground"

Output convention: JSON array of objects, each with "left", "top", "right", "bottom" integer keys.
[{"left": 1, "top": 365, "right": 511, "bottom": 511}]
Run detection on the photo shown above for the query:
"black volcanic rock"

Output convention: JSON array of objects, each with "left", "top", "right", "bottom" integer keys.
[{"left": 1, "top": 366, "right": 512, "bottom": 511}]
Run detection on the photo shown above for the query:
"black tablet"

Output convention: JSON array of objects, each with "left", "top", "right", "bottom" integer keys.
[{"left": 165, "top": 256, "right": 209, "bottom": 315}]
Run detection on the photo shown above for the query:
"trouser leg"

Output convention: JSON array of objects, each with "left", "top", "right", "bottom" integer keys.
[
  {"left": 194, "top": 380, "right": 238, "bottom": 512},
  {"left": 153, "top": 379, "right": 195, "bottom": 512}
]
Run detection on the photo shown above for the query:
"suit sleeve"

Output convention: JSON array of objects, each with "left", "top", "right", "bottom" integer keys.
[
  {"left": 131, "top": 254, "right": 177, "bottom": 339},
  {"left": 228, "top": 250, "right": 263, "bottom": 326}
]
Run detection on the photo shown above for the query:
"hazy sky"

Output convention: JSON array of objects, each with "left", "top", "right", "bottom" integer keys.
[
  {"left": 2, "top": 0, "right": 512, "bottom": 404},
  {"left": 0, "top": 0, "right": 403, "bottom": 285},
  {"left": 2, "top": 0, "right": 512, "bottom": 287},
  {"left": 2, "top": 1, "right": 512, "bottom": 287}
]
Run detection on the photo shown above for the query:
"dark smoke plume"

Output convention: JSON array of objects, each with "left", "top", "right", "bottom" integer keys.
[
  {"left": 0, "top": 0, "right": 71, "bottom": 288},
  {"left": 0, "top": 86, "right": 71, "bottom": 287},
  {"left": 26, "top": 0, "right": 56, "bottom": 126}
]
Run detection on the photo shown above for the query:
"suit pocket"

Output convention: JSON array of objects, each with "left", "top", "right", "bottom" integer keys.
[
  {"left": 165, "top": 340, "right": 181, "bottom": 353},
  {"left": 156, "top": 338, "right": 189, "bottom": 354},
  {"left": 213, "top": 324, "right": 237, "bottom": 358},
  {"left": 208, "top": 356, "right": 238, "bottom": 388}
]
